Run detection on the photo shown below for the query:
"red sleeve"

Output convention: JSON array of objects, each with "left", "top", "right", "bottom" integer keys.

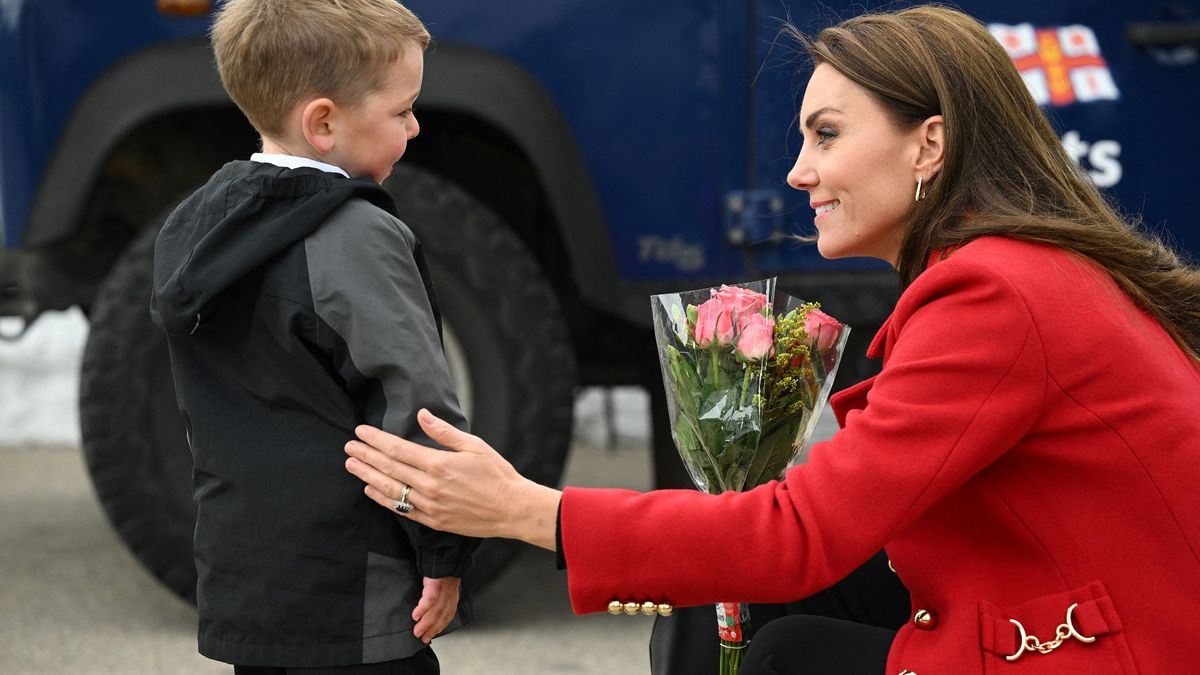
[{"left": 561, "top": 254, "right": 1047, "bottom": 614}]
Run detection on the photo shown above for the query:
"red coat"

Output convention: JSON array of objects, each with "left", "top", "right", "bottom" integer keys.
[{"left": 562, "top": 237, "right": 1200, "bottom": 674}]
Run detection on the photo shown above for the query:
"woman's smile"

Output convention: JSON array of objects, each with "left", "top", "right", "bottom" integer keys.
[{"left": 812, "top": 200, "right": 840, "bottom": 222}]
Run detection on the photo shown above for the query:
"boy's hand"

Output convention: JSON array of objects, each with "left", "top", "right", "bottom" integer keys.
[{"left": 412, "top": 576, "right": 461, "bottom": 643}]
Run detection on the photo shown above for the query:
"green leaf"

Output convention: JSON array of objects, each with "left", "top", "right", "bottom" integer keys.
[{"left": 744, "top": 418, "right": 804, "bottom": 488}]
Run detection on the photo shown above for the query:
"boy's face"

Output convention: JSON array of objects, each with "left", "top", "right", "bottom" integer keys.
[{"left": 329, "top": 43, "right": 424, "bottom": 184}]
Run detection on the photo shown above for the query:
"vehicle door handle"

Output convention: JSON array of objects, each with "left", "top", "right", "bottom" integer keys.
[{"left": 1126, "top": 21, "right": 1200, "bottom": 47}]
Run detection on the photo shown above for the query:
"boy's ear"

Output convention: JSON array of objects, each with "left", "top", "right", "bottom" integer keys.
[
  {"left": 914, "top": 114, "right": 945, "bottom": 179},
  {"left": 300, "top": 98, "right": 337, "bottom": 155}
]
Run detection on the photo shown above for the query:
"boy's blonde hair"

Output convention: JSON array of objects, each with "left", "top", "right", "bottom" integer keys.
[{"left": 211, "top": 0, "right": 430, "bottom": 138}]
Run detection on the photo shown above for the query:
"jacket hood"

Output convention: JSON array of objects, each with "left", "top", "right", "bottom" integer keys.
[{"left": 150, "top": 161, "right": 396, "bottom": 336}]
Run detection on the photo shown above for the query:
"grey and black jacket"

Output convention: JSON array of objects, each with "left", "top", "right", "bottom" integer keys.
[{"left": 150, "top": 160, "right": 478, "bottom": 667}]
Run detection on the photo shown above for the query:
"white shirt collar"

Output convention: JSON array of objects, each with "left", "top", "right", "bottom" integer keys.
[{"left": 250, "top": 152, "right": 349, "bottom": 178}]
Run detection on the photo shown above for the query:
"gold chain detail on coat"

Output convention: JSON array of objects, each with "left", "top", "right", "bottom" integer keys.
[{"left": 1005, "top": 603, "right": 1097, "bottom": 661}]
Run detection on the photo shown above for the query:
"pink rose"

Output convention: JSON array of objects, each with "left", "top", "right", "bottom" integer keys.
[
  {"left": 711, "top": 285, "right": 769, "bottom": 330},
  {"left": 694, "top": 298, "right": 735, "bottom": 347},
  {"left": 736, "top": 313, "right": 775, "bottom": 361},
  {"left": 804, "top": 308, "right": 843, "bottom": 352}
]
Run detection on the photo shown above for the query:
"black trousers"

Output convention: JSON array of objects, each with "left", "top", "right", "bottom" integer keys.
[
  {"left": 233, "top": 648, "right": 439, "bottom": 675},
  {"left": 649, "top": 551, "right": 909, "bottom": 675}
]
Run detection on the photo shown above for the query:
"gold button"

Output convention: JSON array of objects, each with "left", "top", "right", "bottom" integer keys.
[
  {"left": 913, "top": 609, "right": 937, "bottom": 630},
  {"left": 641, "top": 601, "right": 657, "bottom": 616},
  {"left": 623, "top": 602, "right": 640, "bottom": 615},
  {"left": 608, "top": 601, "right": 622, "bottom": 615},
  {"left": 657, "top": 603, "right": 674, "bottom": 617}
]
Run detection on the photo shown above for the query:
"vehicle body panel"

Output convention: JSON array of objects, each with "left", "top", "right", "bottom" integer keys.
[{"left": 2, "top": 0, "right": 1196, "bottom": 282}]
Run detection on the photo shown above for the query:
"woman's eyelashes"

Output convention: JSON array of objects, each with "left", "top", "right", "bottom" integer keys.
[{"left": 801, "top": 119, "right": 839, "bottom": 150}]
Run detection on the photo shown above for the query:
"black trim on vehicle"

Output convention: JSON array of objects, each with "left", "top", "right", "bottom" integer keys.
[
  {"left": 421, "top": 43, "right": 625, "bottom": 319},
  {"left": 25, "top": 40, "right": 227, "bottom": 248}
]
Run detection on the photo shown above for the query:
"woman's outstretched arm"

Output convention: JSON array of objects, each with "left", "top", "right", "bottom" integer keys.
[{"left": 345, "top": 409, "right": 562, "bottom": 551}]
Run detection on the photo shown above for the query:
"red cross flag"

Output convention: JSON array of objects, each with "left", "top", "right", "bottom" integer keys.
[{"left": 988, "top": 22, "right": 1120, "bottom": 107}]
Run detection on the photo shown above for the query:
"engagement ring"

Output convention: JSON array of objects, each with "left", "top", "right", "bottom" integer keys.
[{"left": 394, "top": 484, "right": 414, "bottom": 514}]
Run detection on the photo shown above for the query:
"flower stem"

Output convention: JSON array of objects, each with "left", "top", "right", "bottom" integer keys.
[
  {"left": 710, "top": 348, "right": 720, "bottom": 388},
  {"left": 716, "top": 602, "right": 751, "bottom": 675},
  {"left": 739, "top": 367, "right": 753, "bottom": 409}
]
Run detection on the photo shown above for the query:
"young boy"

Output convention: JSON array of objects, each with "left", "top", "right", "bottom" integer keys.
[{"left": 149, "top": 1, "right": 478, "bottom": 672}]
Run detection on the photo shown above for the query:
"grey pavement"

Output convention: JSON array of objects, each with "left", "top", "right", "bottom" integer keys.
[{"left": 0, "top": 437, "right": 656, "bottom": 675}]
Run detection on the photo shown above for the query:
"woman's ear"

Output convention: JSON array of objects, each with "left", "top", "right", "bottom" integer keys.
[
  {"left": 915, "top": 114, "right": 945, "bottom": 179},
  {"left": 300, "top": 98, "right": 337, "bottom": 155}
]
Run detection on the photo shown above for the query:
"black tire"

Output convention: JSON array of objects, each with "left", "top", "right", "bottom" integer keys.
[
  {"left": 384, "top": 164, "right": 577, "bottom": 590},
  {"left": 79, "top": 164, "right": 577, "bottom": 602},
  {"left": 80, "top": 222, "right": 197, "bottom": 602}
]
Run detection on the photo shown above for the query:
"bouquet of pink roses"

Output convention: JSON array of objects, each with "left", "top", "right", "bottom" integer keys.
[{"left": 650, "top": 278, "right": 849, "bottom": 674}]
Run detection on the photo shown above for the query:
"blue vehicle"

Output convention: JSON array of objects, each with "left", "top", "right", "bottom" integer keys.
[{"left": 1, "top": 0, "right": 1196, "bottom": 599}]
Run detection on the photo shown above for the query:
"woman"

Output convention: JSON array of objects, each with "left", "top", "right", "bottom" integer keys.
[{"left": 344, "top": 6, "right": 1200, "bottom": 673}]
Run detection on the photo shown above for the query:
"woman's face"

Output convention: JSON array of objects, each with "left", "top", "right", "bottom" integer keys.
[{"left": 788, "top": 64, "right": 925, "bottom": 266}]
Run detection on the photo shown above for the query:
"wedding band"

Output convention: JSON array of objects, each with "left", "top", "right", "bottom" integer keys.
[{"left": 394, "top": 484, "right": 414, "bottom": 514}]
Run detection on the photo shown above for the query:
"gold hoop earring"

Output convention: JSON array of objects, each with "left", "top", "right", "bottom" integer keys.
[{"left": 914, "top": 176, "right": 926, "bottom": 202}]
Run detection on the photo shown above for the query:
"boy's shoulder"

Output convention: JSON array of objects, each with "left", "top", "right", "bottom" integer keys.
[
  {"left": 303, "top": 194, "right": 437, "bottom": 332},
  {"left": 313, "top": 196, "right": 416, "bottom": 252}
]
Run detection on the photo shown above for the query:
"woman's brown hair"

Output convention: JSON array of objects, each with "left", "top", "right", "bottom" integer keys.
[{"left": 792, "top": 5, "right": 1200, "bottom": 359}]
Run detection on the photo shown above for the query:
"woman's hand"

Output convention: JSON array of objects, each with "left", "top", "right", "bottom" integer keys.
[
  {"left": 412, "top": 576, "right": 460, "bottom": 644},
  {"left": 344, "top": 409, "right": 561, "bottom": 550}
]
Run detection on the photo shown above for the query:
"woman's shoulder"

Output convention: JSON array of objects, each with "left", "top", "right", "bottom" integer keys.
[
  {"left": 919, "top": 236, "right": 1084, "bottom": 291},
  {"left": 896, "top": 236, "right": 1104, "bottom": 322},
  {"left": 937, "top": 235, "right": 1064, "bottom": 267}
]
